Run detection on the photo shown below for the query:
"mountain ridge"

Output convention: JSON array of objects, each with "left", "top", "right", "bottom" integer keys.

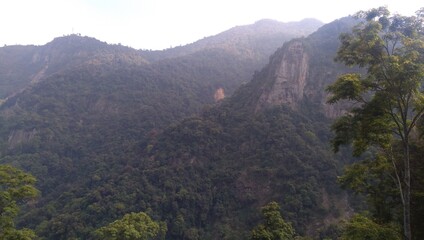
[
  {"left": 0, "top": 17, "right": 358, "bottom": 239},
  {"left": 0, "top": 18, "right": 322, "bottom": 101},
  {"left": 139, "top": 18, "right": 323, "bottom": 61}
]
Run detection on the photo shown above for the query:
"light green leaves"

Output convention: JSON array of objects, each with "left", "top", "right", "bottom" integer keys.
[
  {"left": 0, "top": 165, "right": 38, "bottom": 240},
  {"left": 327, "top": 6, "right": 424, "bottom": 240},
  {"left": 340, "top": 214, "right": 401, "bottom": 240},
  {"left": 95, "top": 212, "right": 167, "bottom": 240},
  {"left": 326, "top": 73, "right": 364, "bottom": 104},
  {"left": 250, "top": 202, "right": 295, "bottom": 240}
]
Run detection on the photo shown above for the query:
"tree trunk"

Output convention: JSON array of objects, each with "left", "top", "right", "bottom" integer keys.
[{"left": 404, "top": 142, "right": 411, "bottom": 240}]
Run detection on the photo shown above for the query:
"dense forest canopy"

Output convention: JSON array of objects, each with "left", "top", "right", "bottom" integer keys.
[{"left": 0, "top": 8, "right": 423, "bottom": 240}]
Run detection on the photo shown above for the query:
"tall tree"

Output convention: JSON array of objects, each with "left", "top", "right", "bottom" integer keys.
[
  {"left": 0, "top": 164, "right": 38, "bottom": 239},
  {"left": 326, "top": 7, "right": 424, "bottom": 240}
]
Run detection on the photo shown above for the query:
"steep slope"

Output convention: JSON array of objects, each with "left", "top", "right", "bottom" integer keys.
[
  {"left": 249, "top": 19, "right": 358, "bottom": 114},
  {"left": 0, "top": 45, "right": 42, "bottom": 98},
  {"left": 131, "top": 17, "right": 359, "bottom": 239},
  {"left": 0, "top": 19, "right": 325, "bottom": 239},
  {"left": 140, "top": 19, "right": 323, "bottom": 98},
  {"left": 144, "top": 106, "right": 346, "bottom": 239}
]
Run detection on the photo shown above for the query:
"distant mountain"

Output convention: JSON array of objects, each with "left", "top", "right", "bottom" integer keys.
[
  {"left": 144, "top": 18, "right": 323, "bottom": 102},
  {"left": 0, "top": 35, "right": 147, "bottom": 99},
  {"left": 140, "top": 18, "right": 323, "bottom": 61},
  {"left": 0, "top": 19, "right": 322, "bottom": 102}
]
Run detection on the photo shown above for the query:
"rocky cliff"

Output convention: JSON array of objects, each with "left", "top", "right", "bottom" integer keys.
[
  {"left": 254, "top": 17, "right": 358, "bottom": 117},
  {"left": 255, "top": 40, "right": 309, "bottom": 111}
]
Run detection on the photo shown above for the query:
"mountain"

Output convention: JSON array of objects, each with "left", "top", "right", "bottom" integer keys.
[
  {"left": 137, "top": 17, "right": 360, "bottom": 239},
  {"left": 0, "top": 18, "right": 322, "bottom": 102},
  {"left": 139, "top": 18, "right": 323, "bottom": 61},
  {"left": 243, "top": 17, "right": 361, "bottom": 117},
  {"left": 0, "top": 35, "right": 147, "bottom": 99},
  {"left": 0, "top": 18, "right": 361, "bottom": 239},
  {"left": 0, "top": 19, "right": 324, "bottom": 163}
]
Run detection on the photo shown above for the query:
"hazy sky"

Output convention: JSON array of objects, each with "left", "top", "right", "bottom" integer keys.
[{"left": 1, "top": 0, "right": 422, "bottom": 50}]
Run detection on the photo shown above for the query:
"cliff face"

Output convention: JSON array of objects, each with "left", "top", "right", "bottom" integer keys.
[
  {"left": 256, "top": 40, "right": 309, "bottom": 111},
  {"left": 253, "top": 18, "right": 358, "bottom": 117}
]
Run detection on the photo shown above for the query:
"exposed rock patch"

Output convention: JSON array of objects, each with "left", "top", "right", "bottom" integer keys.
[
  {"left": 214, "top": 87, "right": 225, "bottom": 102},
  {"left": 256, "top": 40, "right": 309, "bottom": 111},
  {"left": 8, "top": 129, "right": 37, "bottom": 149}
]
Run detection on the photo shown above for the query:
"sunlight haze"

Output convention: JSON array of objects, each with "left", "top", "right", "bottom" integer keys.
[{"left": 1, "top": 0, "right": 422, "bottom": 50}]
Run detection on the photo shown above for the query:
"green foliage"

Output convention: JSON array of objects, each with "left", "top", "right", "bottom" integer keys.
[
  {"left": 327, "top": 89, "right": 395, "bottom": 156},
  {"left": 327, "top": 6, "right": 424, "bottom": 240},
  {"left": 338, "top": 154, "right": 400, "bottom": 222},
  {"left": 0, "top": 15, "right": 350, "bottom": 240},
  {"left": 95, "top": 212, "right": 166, "bottom": 240},
  {"left": 410, "top": 139, "right": 424, "bottom": 239},
  {"left": 250, "top": 202, "right": 295, "bottom": 240},
  {"left": 326, "top": 73, "right": 364, "bottom": 104},
  {"left": 0, "top": 65, "right": 344, "bottom": 239},
  {"left": 340, "top": 214, "right": 401, "bottom": 240},
  {"left": 0, "top": 165, "right": 38, "bottom": 239},
  {"left": 328, "top": 6, "right": 424, "bottom": 153}
]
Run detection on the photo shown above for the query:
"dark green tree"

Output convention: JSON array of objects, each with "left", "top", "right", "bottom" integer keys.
[
  {"left": 338, "top": 154, "right": 399, "bottom": 222},
  {"left": 326, "top": 7, "right": 424, "bottom": 240},
  {"left": 95, "top": 212, "right": 167, "bottom": 240},
  {"left": 0, "top": 164, "right": 38, "bottom": 239},
  {"left": 250, "top": 201, "right": 295, "bottom": 240}
]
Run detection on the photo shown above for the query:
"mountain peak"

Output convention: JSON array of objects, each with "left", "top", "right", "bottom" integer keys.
[
  {"left": 253, "top": 18, "right": 282, "bottom": 25},
  {"left": 139, "top": 18, "right": 323, "bottom": 62},
  {"left": 44, "top": 34, "right": 111, "bottom": 54},
  {"left": 254, "top": 18, "right": 322, "bottom": 26},
  {"left": 51, "top": 33, "right": 96, "bottom": 41},
  {"left": 297, "top": 18, "right": 324, "bottom": 24}
]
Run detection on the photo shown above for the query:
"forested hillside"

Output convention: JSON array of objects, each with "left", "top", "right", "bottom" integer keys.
[
  {"left": 135, "top": 17, "right": 360, "bottom": 239},
  {"left": 1, "top": 11, "right": 422, "bottom": 240},
  {"left": 0, "top": 19, "right": 327, "bottom": 239}
]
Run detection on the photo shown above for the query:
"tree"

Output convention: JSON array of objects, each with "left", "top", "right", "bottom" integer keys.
[
  {"left": 340, "top": 214, "right": 401, "bottom": 240},
  {"left": 326, "top": 7, "right": 424, "bottom": 240},
  {"left": 0, "top": 164, "right": 38, "bottom": 239},
  {"left": 250, "top": 201, "right": 295, "bottom": 240},
  {"left": 338, "top": 155, "right": 400, "bottom": 222},
  {"left": 95, "top": 212, "right": 167, "bottom": 240}
]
